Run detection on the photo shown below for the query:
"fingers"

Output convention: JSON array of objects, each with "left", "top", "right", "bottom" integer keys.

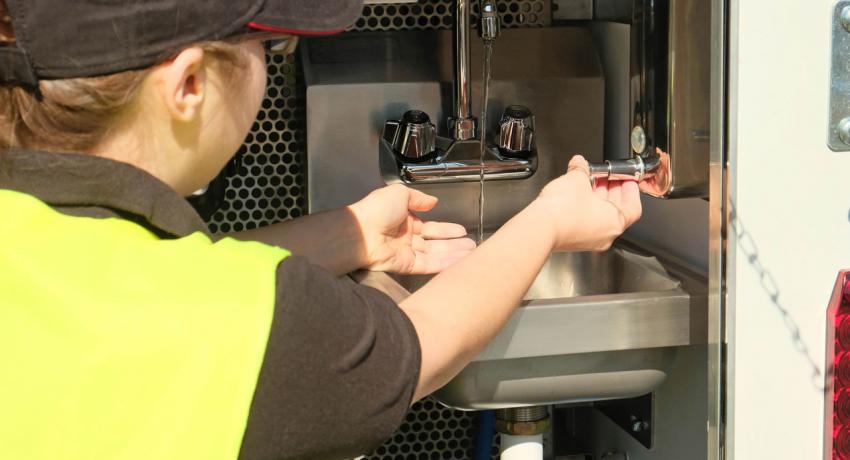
[
  {"left": 592, "top": 171, "right": 642, "bottom": 227},
  {"left": 407, "top": 234, "right": 476, "bottom": 274},
  {"left": 607, "top": 179, "right": 623, "bottom": 205},
  {"left": 563, "top": 155, "right": 597, "bottom": 194},
  {"left": 421, "top": 237, "right": 477, "bottom": 253},
  {"left": 593, "top": 177, "right": 610, "bottom": 200},
  {"left": 411, "top": 233, "right": 476, "bottom": 253},
  {"left": 618, "top": 180, "right": 643, "bottom": 226},
  {"left": 596, "top": 179, "right": 642, "bottom": 230},
  {"left": 406, "top": 188, "right": 439, "bottom": 213},
  {"left": 409, "top": 245, "right": 476, "bottom": 274},
  {"left": 419, "top": 221, "right": 468, "bottom": 240},
  {"left": 566, "top": 155, "right": 591, "bottom": 177}
]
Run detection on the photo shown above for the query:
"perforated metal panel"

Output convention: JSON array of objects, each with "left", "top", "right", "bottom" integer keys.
[
  {"left": 207, "top": 52, "right": 306, "bottom": 234},
  {"left": 371, "top": 398, "right": 499, "bottom": 460},
  {"left": 352, "top": 0, "right": 550, "bottom": 31},
  {"left": 204, "top": 2, "right": 550, "bottom": 458}
]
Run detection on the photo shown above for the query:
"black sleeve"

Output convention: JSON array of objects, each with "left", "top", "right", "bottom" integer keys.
[{"left": 237, "top": 255, "right": 421, "bottom": 460}]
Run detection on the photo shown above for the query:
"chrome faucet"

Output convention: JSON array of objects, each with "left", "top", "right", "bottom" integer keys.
[
  {"left": 379, "top": 0, "right": 539, "bottom": 185},
  {"left": 379, "top": 106, "right": 537, "bottom": 184},
  {"left": 448, "top": 0, "right": 476, "bottom": 141},
  {"left": 449, "top": 0, "right": 500, "bottom": 141}
]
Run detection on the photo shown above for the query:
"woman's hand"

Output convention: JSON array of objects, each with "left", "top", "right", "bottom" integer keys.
[
  {"left": 532, "top": 155, "right": 642, "bottom": 252},
  {"left": 349, "top": 184, "right": 476, "bottom": 275}
]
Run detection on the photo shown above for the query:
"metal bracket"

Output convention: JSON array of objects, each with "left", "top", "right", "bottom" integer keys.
[
  {"left": 594, "top": 393, "right": 654, "bottom": 449},
  {"left": 828, "top": 1, "right": 850, "bottom": 151}
]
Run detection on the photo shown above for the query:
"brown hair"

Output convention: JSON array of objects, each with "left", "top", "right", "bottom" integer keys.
[{"left": 0, "top": 1, "right": 245, "bottom": 154}]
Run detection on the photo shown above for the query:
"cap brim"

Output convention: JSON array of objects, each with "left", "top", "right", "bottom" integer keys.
[{"left": 248, "top": 0, "right": 363, "bottom": 36}]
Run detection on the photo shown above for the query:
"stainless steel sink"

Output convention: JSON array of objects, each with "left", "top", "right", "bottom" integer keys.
[{"left": 392, "top": 242, "right": 707, "bottom": 410}]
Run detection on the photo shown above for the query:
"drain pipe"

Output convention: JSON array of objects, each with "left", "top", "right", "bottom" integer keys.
[{"left": 495, "top": 406, "right": 549, "bottom": 460}]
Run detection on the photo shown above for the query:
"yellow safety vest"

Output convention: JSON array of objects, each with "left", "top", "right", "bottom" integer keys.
[{"left": 0, "top": 189, "right": 291, "bottom": 460}]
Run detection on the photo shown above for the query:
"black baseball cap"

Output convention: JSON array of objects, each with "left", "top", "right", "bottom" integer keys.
[{"left": 0, "top": 0, "right": 364, "bottom": 89}]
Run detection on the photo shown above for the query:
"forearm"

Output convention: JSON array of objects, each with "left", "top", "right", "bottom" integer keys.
[
  {"left": 400, "top": 201, "right": 555, "bottom": 401},
  {"left": 227, "top": 207, "right": 367, "bottom": 276}
]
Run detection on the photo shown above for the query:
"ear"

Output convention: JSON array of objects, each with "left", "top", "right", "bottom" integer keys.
[{"left": 156, "top": 47, "right": 206, "bottom": 123}]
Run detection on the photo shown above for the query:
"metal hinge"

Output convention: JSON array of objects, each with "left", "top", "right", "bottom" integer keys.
[{"left": 829, "top": 1, "right": 850, "bottom": 150}]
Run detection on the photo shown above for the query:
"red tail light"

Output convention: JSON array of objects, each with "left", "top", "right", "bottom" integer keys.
[
  {"left": 838, "top": 316, "right": 850, "bottom": 351},
  {"left": 838, "top": 390, "right": 850, "bottom": 427},
  {"left": 826, "top": 271, "right": 850, "bottom": 459},
  {"left": 837, "top": 426, "right": 850, "bottom": 460}
]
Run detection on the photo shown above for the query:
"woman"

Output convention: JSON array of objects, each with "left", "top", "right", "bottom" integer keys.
[{"left": 0, "top": 1, "right": 642, "bottom": 459}]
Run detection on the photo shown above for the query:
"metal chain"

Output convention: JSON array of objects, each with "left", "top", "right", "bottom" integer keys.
[{"left": 729, "top": 205, "right": 825, "bottom": 390}]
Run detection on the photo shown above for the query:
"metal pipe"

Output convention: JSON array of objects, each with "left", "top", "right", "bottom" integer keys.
[
  {"left": 451, "top": 0, "right": 476, "bottom": 140},
  {"left": 454, "top": 0, "right": 471, "bottom": 121},
  {"left": 400, "top": 157, "right": 534, "bottom": 183}
]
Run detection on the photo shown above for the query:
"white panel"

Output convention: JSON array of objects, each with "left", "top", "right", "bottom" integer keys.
[{"left": 729, "top": 1, "right": 850, "bottom": 458}]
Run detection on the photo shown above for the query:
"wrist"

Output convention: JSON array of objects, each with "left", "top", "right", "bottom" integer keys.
[
  {"left": 519, "top": 198, "right": 560, "bottom": 253},
  {"left": 344, "top": 202, "right": 374, "bottom": 269}
]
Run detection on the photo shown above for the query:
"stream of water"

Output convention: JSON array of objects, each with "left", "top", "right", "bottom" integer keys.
[{"left": 477, "top": 42, "right": 494, "bottom": 245}]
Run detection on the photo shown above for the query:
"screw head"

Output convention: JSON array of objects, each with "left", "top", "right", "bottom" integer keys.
[
  {"left": 841, "top": 6, "right": 850, "bottom": 32},
  {"left": 838, "top": 117, "right": 850, "bottom": 145},
  {"left": 630, "top": 125, "right": 647, "bottom": 154},
  {"left": 631, "top": 420, "right": 650, "bottom": 432}
]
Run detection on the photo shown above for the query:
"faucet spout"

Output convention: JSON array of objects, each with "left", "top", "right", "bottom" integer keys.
[
  {"left": 479, "top": 0, "right": 500, "bottom": 42},
  {"left": 449, "top": 0, "right": 476, "bottom": 140}
]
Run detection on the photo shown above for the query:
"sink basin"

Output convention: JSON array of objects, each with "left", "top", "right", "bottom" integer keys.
[
  {"left": 392, "top": 243, "right": 706, "bottom": 410},
  {"left": 397, "top": 246, "right": 681, "bottom": 300}
]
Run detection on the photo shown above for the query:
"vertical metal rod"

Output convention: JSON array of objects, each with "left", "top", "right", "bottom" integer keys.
[
  {"left": 707, "top": 0, "right": 727, "bottom": 457},
  {"left": 453, "top": 0, "right": 473, "bottom": 134}
]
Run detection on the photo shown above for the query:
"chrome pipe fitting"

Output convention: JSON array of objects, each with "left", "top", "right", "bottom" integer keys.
[
  {"left": 589, "top": 156, "right": 645, "bottom": 182},
  {"left": 589, "top": 149, "right": 662, "bottom": 182},
  {"left": 495, "top": 406, "right": 550, "bottom": 436}
]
